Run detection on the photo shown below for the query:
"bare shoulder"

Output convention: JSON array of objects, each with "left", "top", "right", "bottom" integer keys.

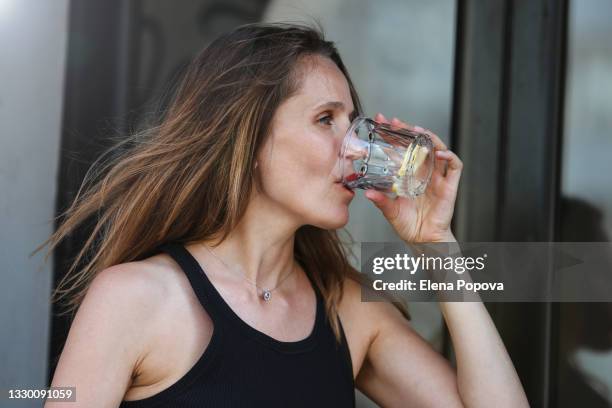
[
  {"left": 48, "top": 252, "right": 188, "bottom": 407},
  {"left": 62, "top": 252, "right": 181, "bottom": 360},
  {"left": 338, "top": 276, "right": 459, "bottom": 407},
  {"left": 338, "top": 275, "right": 410, "bottom": 338},
  {"left": 83, "top": 253, "right": 180, "bottom": 328},
  {"left": 336, "top": 274, "right": 412, "bottom": 379},
  {"left": 91, "top": 255, "right": 170, "bottom": 304}
]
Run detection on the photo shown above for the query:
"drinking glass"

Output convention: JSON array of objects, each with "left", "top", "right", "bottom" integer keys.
[{"left": 339, "top": 116, "right": 435, "bottom": 198}]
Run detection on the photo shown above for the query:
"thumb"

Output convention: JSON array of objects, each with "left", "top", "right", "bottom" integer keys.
[{"left": 364, "top": 190, "right": 399, "bottom": 221}]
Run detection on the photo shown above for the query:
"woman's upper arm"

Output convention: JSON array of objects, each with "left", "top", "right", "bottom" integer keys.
[
  {"left": 355, "top": 301, "right": 464, "bottom": 408},
  {"left": 46, "top": 264, "right": 162, "bottom": 408}
]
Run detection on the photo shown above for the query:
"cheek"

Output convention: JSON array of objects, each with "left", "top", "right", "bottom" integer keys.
[
  {"left": 276, "top": 133, "right": 337, "bottom": 183},
  {"left": 301, "top": 132, "right": 341, "bottom": 175},
  {"left": 257, "top": 126, "right": 344, "bottom": 203}
]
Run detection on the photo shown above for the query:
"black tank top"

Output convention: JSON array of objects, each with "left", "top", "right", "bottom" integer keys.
[{"left": 119, "top": 242, "right": 356, "bottom": 407}]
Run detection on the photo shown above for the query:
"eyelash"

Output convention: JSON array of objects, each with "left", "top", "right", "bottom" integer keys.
[{"left": 318, "top": 114, "right": 334, "bottom": 126}]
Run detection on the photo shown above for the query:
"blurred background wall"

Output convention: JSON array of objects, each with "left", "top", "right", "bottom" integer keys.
[
  {"left": 557, "top": 0, "right": 612, "bottom": 405},
  {"left": 1, "top": 0, "right": 611, "bottom": 407},
  {"left": 0, "top": 0, "right": 69, "bottom": 399}
]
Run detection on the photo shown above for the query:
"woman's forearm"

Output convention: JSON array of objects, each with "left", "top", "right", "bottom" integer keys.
[
  {"left": 411, "top": 237, "right": 529, "bottom": 407},
  {"left": 439, "top": 292, "right": 529, "bottom": 407}
]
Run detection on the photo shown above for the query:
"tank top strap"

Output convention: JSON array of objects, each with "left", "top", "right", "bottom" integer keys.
[
  {"left": 157, "top": 241, "right": 326, "bottom": 354},
  {"left": 157, "top": 241, "right": 228, "bottom": 324}
]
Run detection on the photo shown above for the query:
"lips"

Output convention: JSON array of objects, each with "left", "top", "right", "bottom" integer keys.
[
  {"left": 345, "top": 173, "right": 360, "bottom": 182},
  {"left": 335, "top": 181, "right": 355, "bottom": 195},
  {"left": 334, "top": 173, "right": 359, "bottom": 197},
  {"left": 335, "top": 173, "right": 360, "bottom": 183}
]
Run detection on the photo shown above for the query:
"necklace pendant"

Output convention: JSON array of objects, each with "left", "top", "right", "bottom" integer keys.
[{"left": 262, "top": 290, "right": 271, "bottom": 301}]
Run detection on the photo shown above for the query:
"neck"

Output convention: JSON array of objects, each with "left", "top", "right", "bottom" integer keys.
[{"left": 195, "top": 191, "right": 302, "bottom": 291}]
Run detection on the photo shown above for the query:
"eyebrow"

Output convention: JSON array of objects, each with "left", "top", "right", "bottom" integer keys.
[{"left": 313, "top": 101, "right": 358, "bottom": 121}]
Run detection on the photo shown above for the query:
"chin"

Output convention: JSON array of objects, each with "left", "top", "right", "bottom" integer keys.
[{"left": 311, "top": 207, "right": 350, "bottom": 230}]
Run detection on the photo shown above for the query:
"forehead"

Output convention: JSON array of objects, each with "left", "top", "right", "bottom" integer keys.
[{"left": 292, "top": 55, "right": 353, "bottom": 106}]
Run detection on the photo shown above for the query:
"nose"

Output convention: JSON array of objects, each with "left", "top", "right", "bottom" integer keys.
[
  {"left": 340, "top": 130, "right": 369, "bottom": 160},
  {"left": 335, "top": 125, "right": 369, "bottom": 182}
]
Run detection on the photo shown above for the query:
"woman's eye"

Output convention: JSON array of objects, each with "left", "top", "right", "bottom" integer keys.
[{"left": 318, "top": 115, "right": 333, "bottom": 126}]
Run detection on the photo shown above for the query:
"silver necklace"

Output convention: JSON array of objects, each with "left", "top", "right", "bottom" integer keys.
[{"left": 201, "top": 244, "right": 296, "bottom": 302}]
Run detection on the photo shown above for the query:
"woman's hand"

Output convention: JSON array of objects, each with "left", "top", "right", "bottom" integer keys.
[{"left": 364, "top": 113, "right": 462, "bottom": 243}]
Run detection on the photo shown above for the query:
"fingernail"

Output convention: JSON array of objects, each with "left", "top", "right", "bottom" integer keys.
[{"left": 414, "top": 125, "right": 425, "bottom": 132}]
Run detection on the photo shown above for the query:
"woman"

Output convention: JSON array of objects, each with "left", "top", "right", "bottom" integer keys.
[{"left": 42, "top": 22, "right": 528, "bottom": 407}]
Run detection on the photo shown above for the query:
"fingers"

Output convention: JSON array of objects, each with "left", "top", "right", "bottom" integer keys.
[
  {"left": 435, "top": 149, "right": 463, "bottom": 185},
  {"left": 390, "top": 117, "right": 416, "bottom": 131},
  {"left": 374, "top": 113, "right": 447, "bottom": 151},
  {"left": 374, "top": 112, "right": 461, "bottom": 182},
  {"left": 414, "top": 125, "right": 447, "bottom": 151},
  {"left": 374, "top": 112, "right": 390, "bottom": 124},
  {"left": 375, "top": 113, "right": 414, "bottom": 129},
  {"left": 434, "top": 149, "right": 449, "bottom": 177},
  {"left": 364, "top": 189, "right": 400, "bottom": 221}
]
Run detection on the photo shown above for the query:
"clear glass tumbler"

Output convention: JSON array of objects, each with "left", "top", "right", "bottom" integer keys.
[{"left": 339, "top": 116, "right": 435, "bottom": 198}]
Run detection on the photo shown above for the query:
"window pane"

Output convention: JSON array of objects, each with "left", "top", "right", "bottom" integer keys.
[{"left": 558, "top": 0, "right": 612, "bottom": 406}]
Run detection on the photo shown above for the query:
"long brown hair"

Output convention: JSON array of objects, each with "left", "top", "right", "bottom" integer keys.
[{"left": 33, "top": 21, "right": 409, "bottom": 343}]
